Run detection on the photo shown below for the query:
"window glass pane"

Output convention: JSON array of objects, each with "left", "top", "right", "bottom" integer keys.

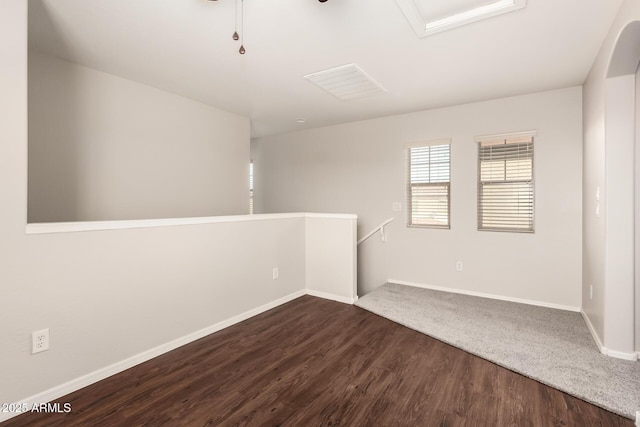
[
  {"left": 408, "top": 143, "right": 450, "bottom": 228},
  {"left": 479, "top": 182, "right": 533, "bottom": 230},
  {"left": 249, "top": 160, "right": 254, "bottom": 215},
  {"left": 477, "top": 136, "right": 534, "bottom": 232},
  {"left": 411, "top": 184, "right": 449, "bottom": 226}
]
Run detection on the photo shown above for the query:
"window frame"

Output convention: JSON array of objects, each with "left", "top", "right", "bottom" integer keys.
[
  {"left": 476, "top": 131, "right": 536, "bottom": 233},
  {"left": 406, "top": 139, "right": 452, "bottom": 229}
]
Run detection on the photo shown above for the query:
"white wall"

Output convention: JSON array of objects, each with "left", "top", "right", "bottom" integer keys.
[
  {"left": 305, "top": 215, "right": 358, "bottom": 304},
  {"left": 582, "top": 0, "right": 640, "bottom": 356},
  {"left": 604, "top": 74, "right": 636, "bottom": 355},
  {"left": 253, "top": 87, "right": 583, "bottom": 309},
  {"left": 28, "top": 52, "right": 250, "bottom": 222},
  {"left": 636, "top": 68, "right": 640, "bottom": 353}
]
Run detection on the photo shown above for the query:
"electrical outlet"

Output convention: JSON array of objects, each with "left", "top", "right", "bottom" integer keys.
[
  {"left": 32, "top": 329, "right": 49, "bottom": 354},
  {"left": 455, "top": 261, "right": 463, "bottom": 272},
  {"left": 272, "top": 267, "right": 279, "bottom": 280},
  {"left": 392, "top": 202, "right": 402, "bottom": 212}
]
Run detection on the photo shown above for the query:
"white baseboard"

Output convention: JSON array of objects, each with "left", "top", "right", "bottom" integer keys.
[
  {"left": 581, "top": 310, "right": 605, "bottom": 354},
  {"left": 581, "top": 310, "right": 639, "bottom": 361},
  {"left": 306, "top": 289, "right": 358, "bottom": 305},
  {"left": 388, "top": 279, "right": 581, "bottom": 312},
  {"left": 604, "top": 349, "right": 639, "bottom": 361},
  {"left": 0, "top": 289, "right": 307, "bottom": 424}
]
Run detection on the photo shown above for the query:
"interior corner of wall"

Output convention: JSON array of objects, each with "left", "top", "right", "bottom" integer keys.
[{"left": 580, "top": 309, "right": 605, "bottom": 353}]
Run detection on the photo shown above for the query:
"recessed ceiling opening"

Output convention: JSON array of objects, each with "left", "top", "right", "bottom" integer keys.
[{"left": 395, "top": 0, "right": 527, "bottom": 38}]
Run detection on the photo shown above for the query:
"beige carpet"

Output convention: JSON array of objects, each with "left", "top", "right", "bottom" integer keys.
[{"left": 355, "top": 283, "right": 640, "bottom": 420}]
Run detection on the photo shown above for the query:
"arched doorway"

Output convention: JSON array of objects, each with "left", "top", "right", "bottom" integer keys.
[{"left": 604, "top": 20, "right": 640, "bottom": 357}]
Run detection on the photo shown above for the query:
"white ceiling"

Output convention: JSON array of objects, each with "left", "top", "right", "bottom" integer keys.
[{"left": 28, "top": 0, "right": 622, "bottom": 138}]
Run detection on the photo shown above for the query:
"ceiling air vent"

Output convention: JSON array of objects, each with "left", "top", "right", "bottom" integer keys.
[{"left": 304, "top": 64, "right": 386, "bottom": 101}]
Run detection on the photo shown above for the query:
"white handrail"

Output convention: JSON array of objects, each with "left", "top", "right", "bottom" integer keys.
[{"left": 357, "top": 217, "right": 395, "bottom": 246}]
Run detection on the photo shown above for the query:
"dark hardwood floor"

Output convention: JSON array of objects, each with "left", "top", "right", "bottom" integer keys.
[{"left": 3, "top": 296, "right": 633, "bottom": 426}]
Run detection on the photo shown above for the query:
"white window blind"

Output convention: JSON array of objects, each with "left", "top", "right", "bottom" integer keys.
[
  {"left": 407, "top": 141, "right": 450, "bottom": 228},
  {"left": 477, "top": 132, "right": 535, "bottom": 232}
]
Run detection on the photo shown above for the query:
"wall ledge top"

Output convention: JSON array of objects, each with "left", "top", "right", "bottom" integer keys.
[{"left": 25, "top": 212, "right": 357, "bottom": 235}]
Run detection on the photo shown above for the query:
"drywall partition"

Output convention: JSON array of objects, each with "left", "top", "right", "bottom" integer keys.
[
  {"left": 253, "top": 87, "right": 583, "bottom": 310},
  {"left": 604, "top": 74, "right": 636, "bottom": 356},
  {"left": 305, "top": 214, "right": 358, "bottom": 304},
  {"left": 636, "top": 68, "right": 640, "bottom": 354},
  {"left": 583, "top": 0, "right": 640, "bottom": 359},
  {"left": 1, "top": 211, "right": 357, "bottom": 423},
  {"left": 28, "top": 52, "right": 250, "bottom": 222},
  {"left": 2, "top": 212, "right": 308, "bottom": 417}
]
